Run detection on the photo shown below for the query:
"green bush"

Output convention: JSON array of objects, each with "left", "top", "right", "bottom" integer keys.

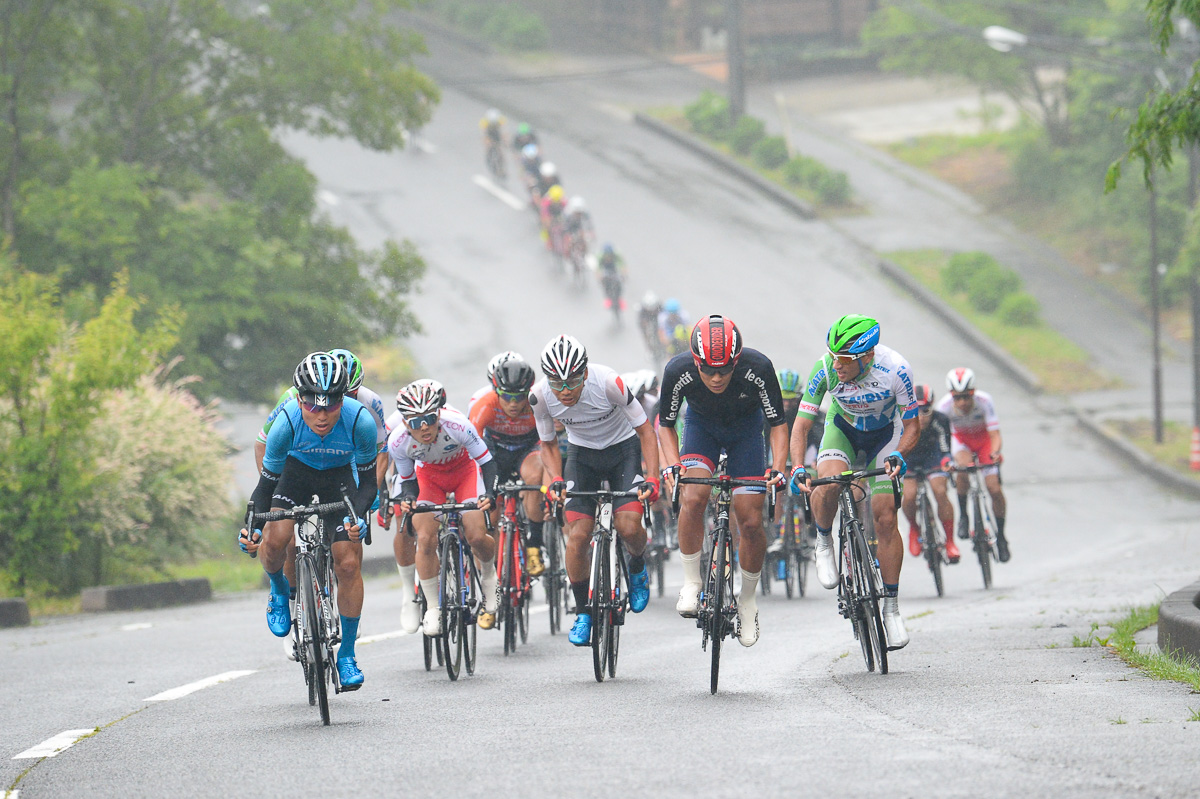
[
  {"left": 815, "top": 171, "right": 852, "bottom": 205},
  {"left": 998, "top": 292, "right": 1041, "bottom": 326},
  {"left": 729, "top": 116, "right": 766, "bottom": 156},
  {"left": 684, "top": 91, "right": 731, "bottom": 140},
  {"left": 433, "top": 2, "right": 548, "bottom": 51},
  {"left": 967, "top": 262, "right": 1022, "bottom": 313},
  {"left": 783, "top": 155, "right": 821, "bottom": 186},
  {"left": 752, "top": 136, "right": 789, "bottom": 169},
  {"left": 942, "top": 251, "right": 996, "bottom": 294},
  {"left": 502, "top": 15, "right": 549, "bottom": 49}
]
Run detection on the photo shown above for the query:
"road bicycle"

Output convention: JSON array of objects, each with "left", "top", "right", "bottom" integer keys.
[
  {"left": 485, "top": 140, "right": 506, "bottom": 181},
  {"left": 762, "top": 489, "right": 812, "bottom": 599},
  {"left": 802, "top": 465, "right": 900, "bottom": 675},
  {"left": 642, "top": 509, "right": 674, "bottom": 599},
  {"left": 954, "top": 457, "right": 1000, "bottom": 589},
  {"left": 671, "top": 455, "right": 775, "bottom": 694},
  {"left": 245, "top": 487, "right": 357, "bottom": 726},
  {"left": 401, "top": 499, "right": 492, "bottom": 681},
  {"left": 557, "top": 484, "right": 650, "bottom": 683},
  {"left": 542, "top": 504, "right": 568, "bottom": 635},
  {"left": 909, "top": 467, "right": 950, "bottom": 597},
  {"left": 495, "top": 480, "right": 543, "bottom": 655}
]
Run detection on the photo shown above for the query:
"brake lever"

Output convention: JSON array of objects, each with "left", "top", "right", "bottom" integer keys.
[
  {"left": 243, "top": 501, "right": 259, "bottom": 559},
  {"left": 341, "top": 485, "right": 369, "bottom": 545}
]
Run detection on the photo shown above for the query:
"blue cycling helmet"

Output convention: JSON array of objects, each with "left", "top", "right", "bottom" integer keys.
[
  {"left": 777, "top": 368, "right": 801, "bottom": 398},
  {"left": 664, "top": 298, "right": 681, "bottom": 314},
  {"left": 826, "top": 314, "right": 880, "bottom": 355},
  {"left": 522, "top": 143, "right": 539, "bottom": 159},
  {"left": 602, "top": 243, "right": 615, "bottom": 256}
]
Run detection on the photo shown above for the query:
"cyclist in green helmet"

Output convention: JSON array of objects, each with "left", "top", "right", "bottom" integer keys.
[{"left": 788, "top": 314, "right": 919, "bottom": 650}]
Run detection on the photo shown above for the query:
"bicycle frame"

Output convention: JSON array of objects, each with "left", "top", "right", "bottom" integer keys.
[
  {"left": 954, "top": 458, "right": 998, "bottom": 589},
  {"left": 909, "top": 468, "right": 946, "bottom": 598},
  {"left": 495, "top": 481, "right": 542, "bottom": 653}
]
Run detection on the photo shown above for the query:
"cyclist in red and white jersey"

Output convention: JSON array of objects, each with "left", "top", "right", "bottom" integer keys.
[
  {"left": 388, "top": 379, "right": 502, "bottom": 634},
  {"left": 935, "top": 367, "right": 1009, "bottom": 562},
  {"left": 530, "top": 335, "right": 660, "bottom": 648}
]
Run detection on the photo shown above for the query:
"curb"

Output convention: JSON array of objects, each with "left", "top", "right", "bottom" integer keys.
[
  {"left": 876, "top": 259, "right": 1044, "bottom": 395},
  {"left": 0, "top": 598, "right": 30, "bottom": 628},
  {"left": 631, "top": 113, "right": 816, "bottom": 220},
  {"left": 1071, "top": 413, "right": 1200, "bottom": 500},
  {"left": 81, "top": 578, "right": 212, "bottom": 612},
  {"left": 1158, "top": 581, "right": 1200, "bottom": 663}
]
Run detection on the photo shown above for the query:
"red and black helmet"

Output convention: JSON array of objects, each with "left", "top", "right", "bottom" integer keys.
[{"left": 690, "top": 315, "right": 742, "bottom": 368}]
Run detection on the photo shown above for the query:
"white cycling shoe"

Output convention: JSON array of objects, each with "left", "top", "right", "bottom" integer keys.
[
  {"left": 814, "top": 537, "right": 838, "bottom": 589},
  {"left": 399, "top": 599, "right": 421, "bottom": 634},
  {"left": 881, "top": 596, "right": 909, "bottom": 649},
  {"left": 676, "top": 581, "right": 702, "bottom": 617},
  {"left": 422, "top": 606, "right": 442, "bottom": 637},
  {"left": 737, "top": 602, "right": 759, "bottom": 647}
]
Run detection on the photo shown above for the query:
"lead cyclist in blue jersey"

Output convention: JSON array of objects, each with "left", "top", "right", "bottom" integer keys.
[
  {"left": 239, "top": 352, "right": 379, "bottom": 689},
  {"left": 788, "top": 315, "right": 919, "bottom": 650}
]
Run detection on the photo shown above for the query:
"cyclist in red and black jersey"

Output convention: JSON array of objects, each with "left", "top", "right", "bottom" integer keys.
[
  {"left": 658, "top": 315, "right": 787, "bottom": 647},
  {"left": 902, "top": 385, "right": 960, "bottom": 563}
]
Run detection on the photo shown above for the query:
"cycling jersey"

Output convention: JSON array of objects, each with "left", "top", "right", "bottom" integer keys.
[
  {"left": 564, "top": 211, "right": 593, "bottom": 236},
  {"left": 469, "top": 389, "right": 539, "bottom": 451},
  {"left": 262, "top": 396, "right": 378, "bottom": 474},
  {"left": 258, "top": 385, "right": 387, "bottom": 451},
  {"left": 529, "top": 364, "right": 646, "bottom": 450},
  {"left": 934, "top": 390, "right": 1000, "bottom": 437},
  {"left": 797, "top": 344, "right": 918, "bottom": 432},
  {"left": 909, "top": 410, "right": 952, "bottom": 472},
  {"left": 512, "top": 131, "right": 538, "bottom": 151},
  {"left": 386, "top": 406, "right": 492, "bottom": 482},
  {"left": 659, "top": 349, "right": 786, "bottom": 429}
]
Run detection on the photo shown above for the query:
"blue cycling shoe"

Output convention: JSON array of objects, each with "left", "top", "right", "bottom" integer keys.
[
  {"left": 266, "top": 591, "right": 291, "bottom": 637},
  {"left": 568, "top": 613, "right": 592, "bottom": 646},
  {"left": 337, "top": 656, "right": 364, "bottom": 690},
  {"left": 629, "top": 567, "right": 650, "bottom": 613}
]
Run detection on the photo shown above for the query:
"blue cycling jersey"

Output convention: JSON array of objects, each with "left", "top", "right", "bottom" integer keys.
[{"left": 263, "top": 396, "right": 378, "bottom": 474}]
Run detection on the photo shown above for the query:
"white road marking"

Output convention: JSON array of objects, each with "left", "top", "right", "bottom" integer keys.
[
  {"left": 358, "top": 629, "right": 410, "bottom": 645},
  {"left": 120, "top": 622, "right": 152, "bottom": 631},
  {"left": 472, "top": 174, "right": 526, "bottom": 211},
  {"left": 13, "top": 729, "right": 95, "bottom": 760},
  {"left": 317, "top": 189, "right": 340, "bottom": 206},
  {"left": 144, "top": 670, "right": 256, "bottom": 702},
  {"left": 5, "top": 789, "right": 19, "bottom": 798}
]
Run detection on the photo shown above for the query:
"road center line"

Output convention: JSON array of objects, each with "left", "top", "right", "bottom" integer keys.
[
  {"left": 144, "top": 670, "right": 256, "bottom": 702},
  {"left": 358, "top": 629, "right": 409, "bottom": 644},
  {"left": 472, "top": 174, "right": 526, "bottom": 211},
  {"left": 13, "top": 729, "right": 95, "bottom": 760}
]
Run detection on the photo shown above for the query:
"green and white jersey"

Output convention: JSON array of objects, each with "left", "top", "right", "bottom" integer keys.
[{"left": 797, "top": 344, "right": 918, "bottom": 432}]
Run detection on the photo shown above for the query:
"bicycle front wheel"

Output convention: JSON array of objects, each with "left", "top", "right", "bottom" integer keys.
[
  {"left": 439, "top": 540, "right": 464, "bottom": 681},
  {"left": 853, "top": 525, "right": 888, "bottom": 674},
  {"left": 973, "top": 494, "right": 992, "bottom": 589},
  {"left": 921, "top": 495, "right": 944, "bottom": 598},
  {"left": 590, "top": 535, "right": 610, "bottom": 683},
  {"left": 845, "top": 530, "right": 874, "bottom": 673},
  {"left": 501, "top": 528, "right": 516, "bottom": 656},
  {"left": 299, "top": 557, "right": 330, "bottom": 725},
  {"left": 545, "top": 520, "right": 562, "bottom": 635},
  {"left": 708, "top": 529, "right": 728, "bottom": 695}
]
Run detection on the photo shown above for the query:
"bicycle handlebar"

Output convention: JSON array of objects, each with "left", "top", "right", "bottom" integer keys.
[
  {"left": 668, "top": 466, "right": 778, "bottom": 521},
  {"left": 558, "top": 488, "right": 652, "bottom": 529},
  {"left": 805, "top": 465, "right": 902, "bottom": 511},
  {"left": 244, "top": 488, "right": 360, "bottom": 558},
  {"left": 398, "top": 500, "right": 494, "bottom": 538}
]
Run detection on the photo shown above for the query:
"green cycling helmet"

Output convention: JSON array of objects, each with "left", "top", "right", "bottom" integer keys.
[
  {"left": 826, "top": 314, "right": 880, "bottom": 355},
  {"left": 776, "top": 368, "right": 801, "bottom": 398},
  {"left": 329, "top": 348, "right": 364, "bottom": 392}
]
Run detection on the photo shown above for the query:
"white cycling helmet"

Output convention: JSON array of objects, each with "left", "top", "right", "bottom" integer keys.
[
  {"left": 622, "top": 369, "right": 660, "bottom": 400},
  {"left": 540, "top": 334, "right": 588, "bottom": 381},
  {"left": 486, "top": 108, "right": 501, "bottom": 122},
  {"left": 486, "top": 350, "right": 519, "bottom": 386},
  {"left": 946, "top": 367, "right": 976, "bottom": 393},
  {"left": 539, "top": 161, "right": 557, "bottom": 178},
  {"left": 566, "top": 196, "right": 586, "bottom": 214},
  {"left": 642, "top": 291, "right": 660, "bottom": 308},
  {"left": 396, "top": 379, "right": 447, "bottom": 416}
]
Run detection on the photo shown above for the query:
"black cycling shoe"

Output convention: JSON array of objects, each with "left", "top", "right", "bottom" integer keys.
[
  {"left": 996, "top": 533, "right": 1011, "bottom": 563},
  {"left": 956, "top": 518, "right": 970, "bottom": 540}
]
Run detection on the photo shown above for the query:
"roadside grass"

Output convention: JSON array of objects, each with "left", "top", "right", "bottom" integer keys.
[
  {"left": 1075, "top": 604, "right": 1200, "bottom": 698},
  {"left": 1106, "top": 419, "right": 1194, "bottom": 477},
  {"left": 885, "top": 249, "right": 1116, "bottom": 393},
  {"left": 645, "top": 107, "right": 862, "bottom": 215}
]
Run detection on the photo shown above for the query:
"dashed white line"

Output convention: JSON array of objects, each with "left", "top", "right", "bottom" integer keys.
[
  {"left": 120, "top": 622, "right": 152, "bottom": 631},
  {"left": 472, "top": 174, "right": 526, "bottom": 211},
  {"left": 358, "top": 629, "right": 410, "bottom": 645},
  {"left": 144, "top": 670, "right": 256, "bottom": 702},
  {"left": 13, "top": 729, "right": 95, "bottom": 760}
]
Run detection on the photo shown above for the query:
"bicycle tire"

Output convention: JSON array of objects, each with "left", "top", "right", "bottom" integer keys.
[
  {"left": 655, "top": 548, "right": 665, "bottom": 598},
  {"left": 518, "top": 531, "right": 530, "bottom": 645},
  {"left": 501, "top": 527, "right": 516, "bottom": 656},
  {"left": 300, "top": 557, "right": 330, "bottom": 724},
  {"left": 854, "top": 523, "right": 888, "bottom": 672},
  {"left": 464, "top": 550, "right": 479, "bottom": 676},
  {"left": 590, "top": 533, "right": 610, "bottom": 683},
  {"left": 419, "top": 588, "right": 434, "bottom": 672},
  {"left": 846, "top": 529, "right": 875, "bottom": 673},
  {"left": 921, "top": 493, "right": 944, "bottom": 598},
  {"left": 709, "top": 527, "right": 728, "bottom": 694},
  {"left": 439, "top": 539, "right": 463, "bottom": 681},
  {"left": 973, "top": 494, "right": 992, "bottom": 589},
  {"left": 608, "top": 537, "right": 627, "bottom": 679},
  {"left": 545, "top": 519, "right": 561, "bottom": 635},
  {"left": 868, "top": 594, "right": 889, "bottom": 674}
]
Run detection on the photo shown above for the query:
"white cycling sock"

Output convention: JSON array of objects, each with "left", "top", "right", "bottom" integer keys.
[
  {"left": 397, "top": 564, "right": 416, "bottom": 600},
  {"left": 480, "top": 559, "right": 498, "bottom": 610},
  {"left": 739, "top": 569, "right": 760, "bottom": 603},
  {"left": 681, "top": 550, "right": 702, "bottom": 585},
  {"left": 419, "top": 577, "right": 439, "bottom": 609}
]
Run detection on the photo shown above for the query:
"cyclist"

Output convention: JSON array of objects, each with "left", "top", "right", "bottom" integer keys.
[
  {"left": 936, "top": 368, "right": 1010, "bottom": 562},
  {"left": 529, "top": 335, "right": 660, "bottom": 646},
  {"left": 596, "top": 243, "right": 626, "bottom": 311},
  {"left": 659, "top": 315, "right": 786, "bottom": 647},
  {"left": 788, "top": 314, "right": 919, "bottom": 650},
  {"left": 480, "top": 108, "right": 505, "bottom": 161},
  {"left": 238, "top": 352, "right": 378, "bottom": 689},
  {"left": 902, "top": 385, "right": 959, "bottom": 563},
  {"left": 520, "top": 143, "right": 541, "bottom": 183},
  {"left": 468, "top": 350, "right": 518, "bottom": 415},
  {"left": 536, "top": 161, "right": 561, "bottom": 199},
  {"left": 658, "top": 298, "right": 689, "bottom": 356},
  {"left": 468, "top": 353, "right": 548, "bottom": 577},
  {"left": 389, "top": 379, "right": 502, "bottom": 635},
  {"left": 563, "top": 196, "right": 595, "bottom": 246},
  {"left": 511, "top": 121, "right": 537, "bottom": 152},
  {"left": 765, "top": 368, "right": 801, "bottom": 563}
]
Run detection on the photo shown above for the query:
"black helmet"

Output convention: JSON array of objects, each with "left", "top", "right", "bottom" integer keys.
[
  {"left": 292, "top": 352, "right": 348, "bottom": 405},
  {"left": 493, "top": 353, "right": 535, "bottom": 394}
]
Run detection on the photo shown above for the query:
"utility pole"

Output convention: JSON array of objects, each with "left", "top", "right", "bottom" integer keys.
[
  {"left": 726, "top": 0, "right": 745, "bottom": 120},
  {"left": 1191, "top": 145, "right": 1200, "bottom": 466},
  {"left": 1150, "top": 178, "right": 1165, "bottom": 444}
]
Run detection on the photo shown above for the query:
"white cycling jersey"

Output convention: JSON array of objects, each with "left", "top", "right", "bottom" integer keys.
[
  {"left": 529, "top": 363, "right": 646, "bottom": 450},
  {"left": 354, "top": 385, "right": 388, "bottom": 448},
  {"left": 935, "top": 390, "right": 1000, "bottom": 437},
  {"left": 386, "top": 405, "right": 492, "bottom": 483},
  {"left": 798, "top": 344, "right": 918, "bottom": 432}
]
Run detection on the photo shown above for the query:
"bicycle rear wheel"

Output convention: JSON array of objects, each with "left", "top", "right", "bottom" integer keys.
[
  {"left": 590, "top": 534, "right": 610, "bottom": 683},
  {"left": 439, "top": 540, "right": 463, "bottom": 681},
  {"left": 921, "top": 495, "right": 944, "bottom": 598},
  {"left": 299, "top": 557, "right": 330, "bottom": 724},
  {"left": 973, "top": 494, "right": 992, "bottom": 589}
]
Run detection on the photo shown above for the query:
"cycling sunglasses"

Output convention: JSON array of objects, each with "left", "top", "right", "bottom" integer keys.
[
  {"left": 497, "top": 390, "right": 528, "bottom": 403},
  {"left": 697, "top": 362, "right": 737, "bottom": 376},
  {"left": 300, "top": 398, "right": 343, "bottom": 414},
  {"left": 828, "top": 350, "right": 866, "bottom": 364},
  {"left": 952, "top": 392, "right": 975, "bottom": 400},
  {"left": 404, "top": 412, "right": 439, "bottom": 430},
  {"left": 548, "top": 375, "right": 586, "bottom": 392}
]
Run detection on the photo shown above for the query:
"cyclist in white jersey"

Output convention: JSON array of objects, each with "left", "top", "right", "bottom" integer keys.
[
  {"left": 936, "top": 367, "right": 1009, "bottom": 562},
  {"left": 789, "top": 315, "right": 918, "bottom": 649},
  {"left": 530, "top": 335, "right": 661, "bottom": 648},
  {"left": 388, "top": 380, "right": 502, "bottom": 635}
]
